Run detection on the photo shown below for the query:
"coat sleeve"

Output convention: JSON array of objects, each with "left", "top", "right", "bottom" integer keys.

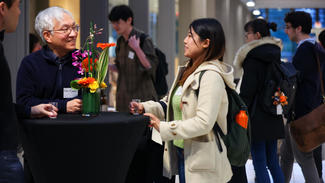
[
  {"left": 159, "top": 71, "right": 226, "bottom": 141},
  {"left": 142, "top": 95, "right": 168, "bottom": 121},
  {"left": 139, "top": 37, "right": 159, "bottom": 78}
]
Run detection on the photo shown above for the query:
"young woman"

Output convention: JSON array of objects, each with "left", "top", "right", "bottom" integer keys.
[
  {"left": 233, "top": 19, "right": 285, "bottom": 183},
  {"left": 130, "top": 18, "right": 234, "bottom": 183}
]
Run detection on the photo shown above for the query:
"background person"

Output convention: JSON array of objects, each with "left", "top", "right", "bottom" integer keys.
[
  {"left": 0, "top": 0, "right": 58, "bottom": 183},
  {"left": 108, "top": 5, "right": 164, "bottom": 183},
  {"left": 233, "top": 18, "right": 285, "bottom": 183},
  {"left": 130, "top": 18, "right": 233, "bottom": 183},
  {"left": 29, "top": 33, "right": 42, "bottom": 53},
  {"left": 280, "top": 11, "right": 325, "bottom": 183}
]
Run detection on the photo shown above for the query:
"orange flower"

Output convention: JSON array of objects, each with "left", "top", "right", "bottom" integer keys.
[
  {"left": 82, "top": 58, "right": 97, "bottom": 72},
  {"left": 96, "top": 42, "right": 116, "bottom": 50},
  {"left": 77, "top": 77, "right": 95, "bottom": 86},
  {"left": 279, "top": 95, "right": 287, "bottom": 103},
  {"left": 235, "top": 110, "right": 248, "bottom": 129}
]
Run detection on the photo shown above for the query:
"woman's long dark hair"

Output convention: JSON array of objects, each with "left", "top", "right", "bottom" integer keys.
[{"left": 179, "top": 18, "right": 225, "bottom": 85}]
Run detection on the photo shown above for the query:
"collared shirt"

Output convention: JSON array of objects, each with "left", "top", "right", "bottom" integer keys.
[{"left": 297, "top": 37, "right": 316, "bottom": 48}]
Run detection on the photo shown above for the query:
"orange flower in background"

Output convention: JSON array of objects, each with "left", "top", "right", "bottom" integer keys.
[
  {"left": 96, "top": 43, "right": 116, "bottom": 50},
  {"left": 82, "top": 58, "right": 97, "bottom": 72}
]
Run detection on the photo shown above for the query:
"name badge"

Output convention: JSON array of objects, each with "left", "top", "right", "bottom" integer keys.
[
  {"left": 276, "top": 104, "right": 283, "bottom": 115},
  {"left": 175, "top": 86, "right": 182, "bottom": 96},
  {"left": 128, "top": 51, "right": 135, "bottom": 59},
  {"left": 63, "top": 88, "right": 78, "bottom": 98}
]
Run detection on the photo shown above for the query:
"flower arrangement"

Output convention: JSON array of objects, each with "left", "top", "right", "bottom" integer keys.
[
  {"left": 272, "top": 88, "right": 288, "bottom": 106},
  {"left": 70, "top": 22, "right": 116, "bottom": 93}
]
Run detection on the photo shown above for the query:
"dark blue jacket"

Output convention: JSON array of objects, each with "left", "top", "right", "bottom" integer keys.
[
  {"left": 293, "top": 41, "right": 325, "bottom": 119},
  {"left": 0, "top": 31, "right": 30, "bottom": 150},
  {"left": 16, "top": 46, "right": 81, "bottom": 113}
]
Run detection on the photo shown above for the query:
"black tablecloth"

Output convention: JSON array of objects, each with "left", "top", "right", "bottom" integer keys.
[{"left": 19, "top": 112, "right": 149, "bottom": 183}]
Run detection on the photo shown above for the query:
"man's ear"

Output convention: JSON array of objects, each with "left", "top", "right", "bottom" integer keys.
[
  {"left": 127, "top": 17, "right": 132, "bottom": 25},
  {"left": 256, "top": 32, "right": 262, "bottom": 39},
  {"left": 296, "top": 26, "right": 302, "bottom": 33},
  {"left": 0, "top": 2, "right": 6, "bottom": 17},
  {"left": 202, "top": 38, "right": 210, "bottom": 48},
  {"left": 43, "top": 31, "right": 51, "bottom": 44}
]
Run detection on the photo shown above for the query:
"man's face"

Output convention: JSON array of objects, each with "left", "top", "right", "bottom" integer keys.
[
  {"left": 3, "top": 0, "right": 21, "bottom": 33},
  {"left": 111, "top": 18, "right": 132, "bottom": 36},
  {"left": 44, "top": 13, "right": 78, "bottom": 54},
  {"left": 285, "top": 23, "right": 298, "bottom": 43}
]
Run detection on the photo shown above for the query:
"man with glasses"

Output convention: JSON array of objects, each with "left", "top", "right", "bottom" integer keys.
[
  {"left": 16, "top": 7, "right": 82, "bottom": 182},
  {"left": 16, "top": 6, "right": 82, "bottom": 115},
  {"left": 280, "top": 11, "right": 325, "bottom": 183}
]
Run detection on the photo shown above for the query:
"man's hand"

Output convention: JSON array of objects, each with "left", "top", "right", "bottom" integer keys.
[
  {"left": 128, "top": 35, "right": 140, "bottom": 50},
  {"left": 67, "top": 99, "right": 82, "bottom": 113},
  {"left": 31, "top": 104, "right": 58, "bottom": 118}
]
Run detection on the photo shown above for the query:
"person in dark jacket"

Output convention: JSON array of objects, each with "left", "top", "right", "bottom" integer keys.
[
  {"left": 280, "top": 11, "right": 325, "bottom": 183},
  {"left": 319, "top": 29, "right": 325, "bottom": 49},
  {"left": 0, "top": 0, "right": 58, "bottom": 182},
  {"left": 233, "top": 19, "right": 285, "bottom": 183},
  {"left": 16, "top": 7, "right": 82, "bottom": 114}
]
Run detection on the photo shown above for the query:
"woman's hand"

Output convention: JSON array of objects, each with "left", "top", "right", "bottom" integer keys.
[
  {"left": 129, "top": 101, "right": 144, "bottom": 114},
  {"left": 144, "top": 113, "right": 160, "bottom": 132}
]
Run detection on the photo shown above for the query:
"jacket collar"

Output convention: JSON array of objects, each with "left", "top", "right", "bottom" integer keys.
[
  {"left": 233, "top": 36, "right": 282, "bottom": 70},
  {"left": 41, "top": 45, "right": 73, "bottom": 65},
  {"left": 182, "top": 60, "right": 236, "bottom": 93}
]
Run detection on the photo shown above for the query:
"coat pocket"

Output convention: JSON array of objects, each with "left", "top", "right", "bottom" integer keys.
[{"left": 188, "top": 140, "right": 216, "bottom": 171}]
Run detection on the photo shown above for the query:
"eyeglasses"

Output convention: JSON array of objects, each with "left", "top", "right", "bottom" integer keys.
[{"left": 48, "top": 25, "right": 80, "bottom": 35}]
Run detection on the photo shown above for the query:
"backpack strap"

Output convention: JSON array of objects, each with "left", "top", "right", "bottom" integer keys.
[
  {"left": 196, "top": 70, "right": 223, "bottom": 153},
  {"left": 139, "top": 33, "right": 148, "bottom": 49}
]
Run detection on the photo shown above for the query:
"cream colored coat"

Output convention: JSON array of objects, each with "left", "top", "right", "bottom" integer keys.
[{"left": 142, "top": 60, "right": 235, "bottom": 183}]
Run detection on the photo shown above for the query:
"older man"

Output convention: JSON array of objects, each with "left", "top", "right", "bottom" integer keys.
[{"left": 16, "top": 7, "right": 82, "bottom": 113}]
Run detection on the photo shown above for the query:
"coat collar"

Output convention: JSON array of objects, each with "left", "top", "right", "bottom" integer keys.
[
  {"left": 233, "top": 36, "right": 283, "bottom": 70},
  {"left": 182, "top": 60, "right": 235, "bottom": 93}
]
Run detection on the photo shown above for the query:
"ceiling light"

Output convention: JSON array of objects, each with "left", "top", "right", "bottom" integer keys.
[
  {"left": 246, "top": 1, "right": 255, "bottom": 7},
  {"left": 253, "top": 9, "right": 261, "bottom": 16}
]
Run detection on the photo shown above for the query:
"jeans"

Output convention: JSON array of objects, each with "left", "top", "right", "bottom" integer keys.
[
  {"left": 176, "top": 147, "right": 185, "bottom": 183},
  {"left": 251, "top": 140, "right": 284, "bottom": 183},
  {"left": 0, "top": 150, "right": 24, "bottom": 183}
]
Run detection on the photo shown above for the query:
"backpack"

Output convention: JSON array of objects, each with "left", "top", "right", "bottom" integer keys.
[
  {"left": 139, "top": 34, "right": 169, "bottom": 97},
  {"left": 259, "top": 61, "right": 298, "bottom": 118},
  {"left": 197, "top": 70, "right": 251, "bottom": 167}
]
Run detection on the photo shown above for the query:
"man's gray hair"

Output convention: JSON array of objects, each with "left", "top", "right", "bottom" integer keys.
[{"left": 35, "top": 6, "right": 73, "bottom": 43}]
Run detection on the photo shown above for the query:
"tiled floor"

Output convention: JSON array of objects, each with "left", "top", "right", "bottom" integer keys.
[{"left": 175, "top": 159, "right": 323, "bottom": 183}]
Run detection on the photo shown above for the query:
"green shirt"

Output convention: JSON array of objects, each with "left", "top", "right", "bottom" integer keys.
[{"left": 172, "top": 85, "right": 184, "bottom": 149}]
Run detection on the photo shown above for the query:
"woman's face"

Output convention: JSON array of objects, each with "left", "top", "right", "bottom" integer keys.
[
  {"left": 183, "top": 28, "right": 206, "bottom": 60},
  {"left": 245, "top": 28, "right": 260, "bottom": 43}
]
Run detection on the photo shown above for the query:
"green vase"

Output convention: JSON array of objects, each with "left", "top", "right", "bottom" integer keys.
[{"left": 82, "top": 88, "right": 100, "bottom": 116}]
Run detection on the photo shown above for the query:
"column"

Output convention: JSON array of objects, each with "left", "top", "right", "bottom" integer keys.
[
  {"left": 157, "top": 0, "right": 176, "bottom": 88},
  {"left": 129, "top": 0, "right": 149, "bottom": 34},
  {"left": 80, "top": 0, "right": 109, "bottom": 45}
]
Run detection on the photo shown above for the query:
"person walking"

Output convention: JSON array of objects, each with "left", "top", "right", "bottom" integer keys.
[{"left": 233, "top": 19, "right": 285, "bottom": 183}]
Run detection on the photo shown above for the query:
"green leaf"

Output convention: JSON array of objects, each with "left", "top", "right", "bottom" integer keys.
[
  {"left": 97, "top": 47, "right": 109, "bottom": 84},
  {"left": 70, "top": 80, "right": 81, "bottom": 90}
]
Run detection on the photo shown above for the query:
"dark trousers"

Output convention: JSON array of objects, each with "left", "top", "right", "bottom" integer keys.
[
  {"left": 313, "top": 145, "right": 323, "bottom": 179},
  {"left": 0, "top": 150, "right": 25, "bottom": 183},
  {"left": 228, "top": 165, "right": 248, "bottom": 183}
]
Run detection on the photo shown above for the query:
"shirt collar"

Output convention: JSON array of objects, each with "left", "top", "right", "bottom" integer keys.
[{"left": 297, "top": 37, "right": 315, "bottom": 48}]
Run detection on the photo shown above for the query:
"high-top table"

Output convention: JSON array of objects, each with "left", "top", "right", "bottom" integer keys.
[{"left": 19, "top": 112, "right": 149, "bottom": 183}]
